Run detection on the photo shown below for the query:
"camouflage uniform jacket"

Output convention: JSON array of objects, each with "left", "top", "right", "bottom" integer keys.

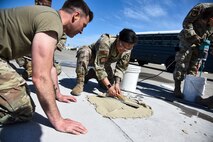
[
  {"left": 56, "top": 33, "right": 67, "bottom": 51},
  {"left": 89, "top": 34, "right": 131, "bottom": 81},
  {"left": 179, "top": 3, "right": 213, "bottom": 47}
]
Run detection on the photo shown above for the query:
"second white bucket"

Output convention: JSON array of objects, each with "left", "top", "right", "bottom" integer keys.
[
  {"left": 121, "top": 64, "right": 141, "bottom": 92},
  {"left": 183, "top": 75, "right": 206, "bottom": 102}
]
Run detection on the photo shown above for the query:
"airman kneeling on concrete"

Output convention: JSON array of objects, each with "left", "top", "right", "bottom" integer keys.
[{"left": 71, "top": 28, "right": 138, "bottom": 97}]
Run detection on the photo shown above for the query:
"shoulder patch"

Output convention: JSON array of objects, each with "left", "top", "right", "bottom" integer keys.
[
  {"left": 191, "top": 10, "right": 199, "bottom": 17},
  {"left": 99, "top": 50, "right": 109, "bottom": 55},
  {"left": 190, "top": 6, "right": 202, "bottom": 17},
  {"left": 123, "top": 54, "right": 130, "bottom": 60},
  {"left": 100, "top": 57, "right": 108, "bottom": 63}
]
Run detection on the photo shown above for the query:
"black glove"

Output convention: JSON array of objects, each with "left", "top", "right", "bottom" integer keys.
[
  {"left": 193, "top": 35, "right": 202, "bottom": 45},
  {"left": 187, "top": 35, "right": 202, "bottom": 46}
]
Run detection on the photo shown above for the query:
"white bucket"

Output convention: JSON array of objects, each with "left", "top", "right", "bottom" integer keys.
[
  {"left": 183, "top": 75, "right": 206, "bottom": 102},
  {"left": 121, "top": 64, "right": 141, "bottom": 92}
]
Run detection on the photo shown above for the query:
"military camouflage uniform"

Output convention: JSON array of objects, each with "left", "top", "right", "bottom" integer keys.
[
  {"left": 0, "top": 5, "right": 64, "bottom": 124},
  {"left": 0, "top": 58, "right": 35, "bottom": 124},
  {"left": 16, "top": 34, "right": 66, "bottom": 79},
  {"left": 73, "top": 34, "right": 131, "bottom": 94},
  {"left": 173, "top": 3, "right": 213, "bottom": 97},
  {"left": 15, "top": 0, "right": 64, "bottom": 79}
]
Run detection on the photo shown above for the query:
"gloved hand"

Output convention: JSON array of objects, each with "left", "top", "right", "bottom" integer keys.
[{"left": 193, "top": 35, "right": 202, "bottom": 45}]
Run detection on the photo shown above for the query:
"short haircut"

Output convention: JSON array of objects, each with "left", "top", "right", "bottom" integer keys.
[
  {"left": 201, "top": 7, "right": 213, "bottom": 20},
  {"left": 35, "top": 0, "right": 52, "bottom": 7},
  {"left": 62, "top": 0, "right": 93, "bottom": 22},
  {"left": 119, "top": 28, "right": 138, "bottom": 44}
]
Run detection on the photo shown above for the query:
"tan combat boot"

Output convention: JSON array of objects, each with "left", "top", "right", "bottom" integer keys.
[
  {"left": 71, "top": 77, "right": 84, "bottom": 96},
  {"left": 174, "top": 80, "right": 183, "bottom": 99}
]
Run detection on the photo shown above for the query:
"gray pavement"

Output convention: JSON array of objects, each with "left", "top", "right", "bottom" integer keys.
[{"left": 0, "top": 50, "right": 213, "bottom": 142}]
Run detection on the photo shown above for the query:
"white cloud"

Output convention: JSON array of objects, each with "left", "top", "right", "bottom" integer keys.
[
  {"left": 123, "top": 8, "right": 150, "bottom": 21},
  {"left": 144, "top": 5, "right": 167, "bottom": 17},
  {"left": 122, "top": 0, "right": 168, "bottom": 21}
]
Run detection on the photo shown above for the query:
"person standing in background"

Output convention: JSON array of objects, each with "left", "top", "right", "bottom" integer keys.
[{"left": 173, "top": 3, "right": 213, "bottom": 99}]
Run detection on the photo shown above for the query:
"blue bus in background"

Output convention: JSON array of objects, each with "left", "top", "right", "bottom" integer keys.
[{"left": 130, "top": 30, "right": 213, "bottom": 73}]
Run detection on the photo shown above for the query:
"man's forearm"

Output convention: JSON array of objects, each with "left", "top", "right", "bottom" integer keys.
[
  {"left": 33, "top": 76, "right": 62, "bottom": 126},
  {"left": 51, "top": 66, "right": 61, "bottom": 98},
  {"left": 114, "top": 76, "right": 121, "bottom": 84},
  {"left": 101, "top": 77, "right": 112, "bottom": 89}
]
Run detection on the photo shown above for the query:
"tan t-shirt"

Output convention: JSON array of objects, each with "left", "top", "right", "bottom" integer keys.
[{"left": 0, "top": 6, "right": 63, "bottom": 60}]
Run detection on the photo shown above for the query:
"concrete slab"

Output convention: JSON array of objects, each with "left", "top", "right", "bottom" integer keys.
[{"left": 0, "top": 50, "right": 213, "bottom": 142}]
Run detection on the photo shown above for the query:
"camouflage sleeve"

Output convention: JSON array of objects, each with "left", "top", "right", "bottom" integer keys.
[
  {"left": 56, "top": 33, "right": 67, "bottom": 51},
  {"left": 114, "top": 51, "right": 131, "bottom": 81},
  {"left": 94, "top": 35, "right": 110, "bottom": 80},
  {"left": 182, "top": 3, "right": 206, "bottom": 39}
]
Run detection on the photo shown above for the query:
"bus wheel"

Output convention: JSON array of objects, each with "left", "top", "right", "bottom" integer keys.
[
  {"left": 137, "top": 60, "right": 146, "bottom": 66},
  {"left": 165, "top": 56, "right": 176, "bottom": 73}
]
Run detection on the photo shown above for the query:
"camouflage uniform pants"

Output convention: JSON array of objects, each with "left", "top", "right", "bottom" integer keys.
[
  {"left": 0, "top": 58, "right": 35, "bottom": 125},
  {"left": 173, "top": 43, "right": 199, "bottom": 81},
  {"left": 16, "top": 56, "right": 61, "bottom": 77},
  {"left": 76, "top": 46, "right": 114, "bottom": 84}
]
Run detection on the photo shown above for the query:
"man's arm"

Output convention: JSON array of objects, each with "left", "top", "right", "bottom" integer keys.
[
  {"left": 31, "top": 32, "right": 87, "bottom": 135},
  {"left": 51, "top": 66, "right": 77, "bottom": 103},
  {"left": 182, "top": 4, "right": 204, "bottom": 43}
]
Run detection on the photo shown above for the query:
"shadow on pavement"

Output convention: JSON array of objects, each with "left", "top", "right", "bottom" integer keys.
[
  {"left": 59, "top": 78, "right": 75, "bottom": 89},
  {"left": 137, "top": 81, "right": 213, "bottom": 123},
  {"left": 137, "top": 81, "right": 174, "bottom": 101},
  {"left": 32, "top": 112, "right": 52, "bottom": 128},
  {"left": 59, "top": 78, "right": 103, "bottom": 94},
  {"left": 139, "top": 72, "right": 174, "bottom": 83},
  {"left": 0, "top": 112, "right": 49, "bottom": 142}
]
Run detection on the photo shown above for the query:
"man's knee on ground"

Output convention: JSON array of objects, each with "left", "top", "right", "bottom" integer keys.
[{"left": 0, "top": 84, "right": 35, "bottom": 125}]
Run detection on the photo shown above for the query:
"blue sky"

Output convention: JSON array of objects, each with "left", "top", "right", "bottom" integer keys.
[{"left": 0, "top": 0, "right": 212, "bottom": 47}]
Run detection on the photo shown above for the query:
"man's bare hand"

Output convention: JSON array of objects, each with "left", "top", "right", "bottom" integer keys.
[
  {"left": 56, "top": 93, "right": 77, "bottom": 103},
  {"left": 54, "top": 118, "right": 88, "bottom": 135},
  {"left": 114, "top": 83, "right": 121, "bottom": 95},
  {"left": 107, "top": 85, "right": 117, "bottom": 97}
]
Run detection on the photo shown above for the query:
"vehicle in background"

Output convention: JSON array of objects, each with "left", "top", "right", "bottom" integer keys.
[{"left": 130, "top": 30, "right": 213, "bottom": 73}]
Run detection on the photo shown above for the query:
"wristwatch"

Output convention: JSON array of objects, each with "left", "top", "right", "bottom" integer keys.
[{"left": 107, "top": 84, "right": 112, "bottom": 89}]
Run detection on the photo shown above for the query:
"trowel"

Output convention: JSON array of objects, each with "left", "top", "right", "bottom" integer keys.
[
  {"left": 93, "top": 89, "right": 140, "bottom": 108},
  {"left": 116, "top": 93, "right": 140, "bottom": 108}
]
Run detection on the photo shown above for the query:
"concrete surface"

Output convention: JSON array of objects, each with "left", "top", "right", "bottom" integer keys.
[{"left": 0, "top": 50, "right": 213, "bottom": 142}]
